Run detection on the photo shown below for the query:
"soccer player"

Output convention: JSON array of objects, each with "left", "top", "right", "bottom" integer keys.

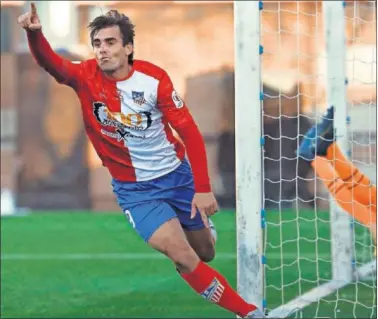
[
  {"left": 18, "top": 3, "right": 265, "bottom": 318},
  {"left": 298, "top": 106, "right": 376, "bottom": 245}
]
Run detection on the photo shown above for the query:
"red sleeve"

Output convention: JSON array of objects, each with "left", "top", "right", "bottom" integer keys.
[
  {"left": 157, "top": 71, "right": 211, "bottom": 193},
  {"left": 27, "top": 30, "right": 82, "bottom": 89}
]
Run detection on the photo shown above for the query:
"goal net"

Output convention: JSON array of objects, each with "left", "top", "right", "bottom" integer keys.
[{"left": 234, "top": 1, "right": 376, "bottom": 318}]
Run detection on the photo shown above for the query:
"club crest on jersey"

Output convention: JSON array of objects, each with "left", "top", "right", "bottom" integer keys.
[{"left": 132, "top": 91, "right": 147, "bottom": 105}]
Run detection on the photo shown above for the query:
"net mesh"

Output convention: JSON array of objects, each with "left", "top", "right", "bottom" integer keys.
[{"left": 260, "top": 1, "right": 376, "bottom": 317}]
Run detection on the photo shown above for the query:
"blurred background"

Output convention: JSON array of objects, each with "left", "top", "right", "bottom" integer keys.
[
  {"left": 1, "top": 0, "right": 376, "bottom": 212},
  {"left": 1, "top": 1, "right": 376, "bottom": 318}
]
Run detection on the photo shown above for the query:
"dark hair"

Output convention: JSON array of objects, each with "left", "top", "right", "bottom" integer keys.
[{"left": 88, "top": 10, "right": 135, "bottom": 64}]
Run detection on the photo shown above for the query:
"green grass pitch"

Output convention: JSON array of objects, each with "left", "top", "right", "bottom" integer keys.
[{"left": 1, "top": 210, "right": 376, "bottom": 318}]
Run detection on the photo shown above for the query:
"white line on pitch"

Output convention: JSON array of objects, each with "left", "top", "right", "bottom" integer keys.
[
  {"left": 0, "top": 252, "right": 373, "bottom": 261},
  {"left": 1, "top": 252, "right": 232, "bottom": 260}
]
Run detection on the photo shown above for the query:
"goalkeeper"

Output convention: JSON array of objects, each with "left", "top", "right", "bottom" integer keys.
[{"left": 298, "top": 106, "right": 376, "bottom": 244}]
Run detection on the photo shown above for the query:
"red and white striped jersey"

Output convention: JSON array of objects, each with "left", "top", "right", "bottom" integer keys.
[{"left": 27, "top": 30, "right": 211, "bottom": 192}]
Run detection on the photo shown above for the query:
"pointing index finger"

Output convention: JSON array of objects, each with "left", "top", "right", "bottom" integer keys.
[
  {"left": 200, "top": 209, "right": 210, "bottom": 228},
  {"left": 31, "top": 2, "right": 37, "bottom": 15}
]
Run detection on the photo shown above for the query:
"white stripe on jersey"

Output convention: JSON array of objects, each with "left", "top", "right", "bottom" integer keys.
[{"left": 116, "top": 71, "right": 181, "bottom": 181}]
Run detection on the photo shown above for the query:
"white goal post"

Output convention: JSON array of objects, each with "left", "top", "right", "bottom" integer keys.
[
  {"left": 323, "top": 0, "right": 354, "bottom": 286},
  {"left": 234, "top": 0, "right": 264, "bottom": 311},
  {"left": 234, "top": 1, "right": 376, "bottom": 318}
]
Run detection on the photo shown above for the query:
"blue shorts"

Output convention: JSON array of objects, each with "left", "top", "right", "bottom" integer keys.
[{"left": 111, "top": 159, "right": 205, "bottom": 242}]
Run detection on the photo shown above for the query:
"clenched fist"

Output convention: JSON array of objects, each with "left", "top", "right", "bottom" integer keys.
[{"left": 17, "top": 2, "right": 41, "bottom": 31}]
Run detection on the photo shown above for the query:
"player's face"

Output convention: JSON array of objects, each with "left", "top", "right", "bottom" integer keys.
[{"left": 92, "top": 25, "right": 132, "bottom": 73}]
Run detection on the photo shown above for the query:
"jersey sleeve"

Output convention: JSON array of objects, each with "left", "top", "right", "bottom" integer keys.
[
  {"left": 27, "top": 30, "right": 82, "bottom": 89},
  {"left": 157, "top": 71, "right": 211, "bottom": 193}
]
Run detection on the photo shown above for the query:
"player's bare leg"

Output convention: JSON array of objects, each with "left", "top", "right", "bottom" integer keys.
[
  {"left": 184, "top": 227, "right": 215, "bottom": 263},
  {"left": 147, "top": 217, "right": 265, "bottom": 318},
  {"left": 148, "top": 217, "right": 200, "bottom": 273}
]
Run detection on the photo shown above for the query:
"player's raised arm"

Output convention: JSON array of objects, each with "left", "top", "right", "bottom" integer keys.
[{"left": 18, "top": 2, "right": 82, "bottom": 88}]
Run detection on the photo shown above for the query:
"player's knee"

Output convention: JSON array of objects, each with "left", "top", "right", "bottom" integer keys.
[
  {"left": 169, "top": 245, "right": 199, "bottom": 273},
  {"left": 196, "top": 243, "right": 215, "bottom": 263}
]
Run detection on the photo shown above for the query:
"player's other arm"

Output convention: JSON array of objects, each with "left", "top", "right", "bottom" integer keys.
[
  {"left": 157, "top": 71, "right": 219, "bottom": 223},
  {"left": 158, "top": 72, "right": 211, "bottom": 193},
  {"left": 18, "top": 2, "right": 82, "bottom": 88}
]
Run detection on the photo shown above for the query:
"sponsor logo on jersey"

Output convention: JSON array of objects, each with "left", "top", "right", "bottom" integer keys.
[
  {"left": 100, "top": 128, "right": 142, "bottom": 141},
  {"left": 172, "top": 90, "right": 184, "bottom": 108},
  {"left": 93, "top": 101, "right": 152, "bottom": 141}
]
